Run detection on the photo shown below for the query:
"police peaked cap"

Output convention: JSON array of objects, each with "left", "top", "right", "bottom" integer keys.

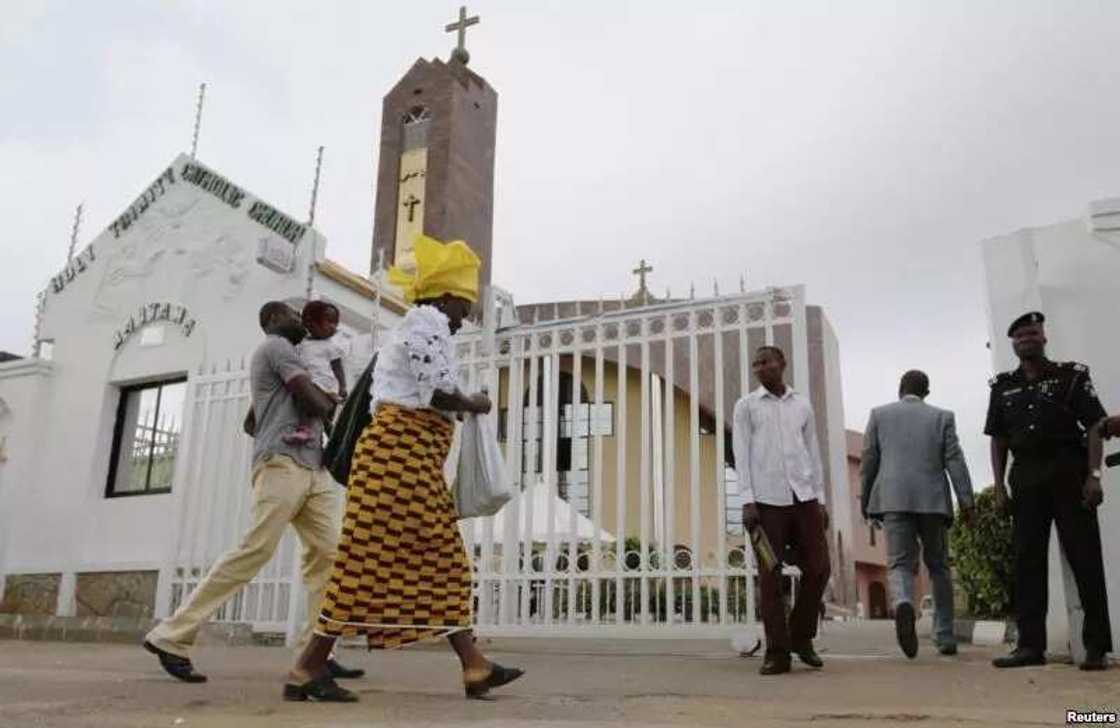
[{"left": 1007, "top": 311, "right": 1045, "bottom": 337}]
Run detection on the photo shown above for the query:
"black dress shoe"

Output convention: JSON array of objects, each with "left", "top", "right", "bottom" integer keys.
[
  {"left": 895, "top": 603, "right": 918, "bottom": 659},
  {"left": 936, "top": 643, "right": 958, "bottom": 656},
  {"left": 992, "top": 648, "right": 1046, "bottom": 668},
  {"left": 327, "top": 658, "right": 366, "bottom": 680},
  {"left": 464, "top": 663, "right": 525, "bottom": 700},
  {"left": 1080, "top": 649, "right": 1108, "bottom": 671},
  {"left": 143, "top": 641, "right": 207, "bottom": 683},
  {"left": 283, "top": 675, "right": 359, "bottom": 702},
  {"left": 759, "top": 652, "right": 791, "bottom": 675},
  {"left": 793, "top": 643, "right": 824, "bottom": 668}
]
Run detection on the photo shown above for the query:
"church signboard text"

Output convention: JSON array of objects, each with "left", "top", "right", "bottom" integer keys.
[
  {"left": 109, "top": 166, "right": 177, "bottom": 239},
  {"left": 180, "top": 162, "right": 245, "bottom": 209},
  {"left": 247, "top": 200, "right": 307, "bottom": 245},
  {"left": 50, "top": 245, "right": 96, "bottom": 294},
  {"left": 112, "top": 303, "right": 196, "bottom": 350},
  {"left": 55, "top": 158, "right": 311, "bottom": 304}
]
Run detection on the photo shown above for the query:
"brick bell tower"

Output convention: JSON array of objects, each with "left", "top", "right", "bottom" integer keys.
[{"left": 371, "top": 6, "right": 498, "bottom": 290}]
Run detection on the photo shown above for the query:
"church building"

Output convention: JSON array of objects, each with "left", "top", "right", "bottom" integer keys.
[{"left": 0, "top": 9, "right": 857, "bottom": 635}]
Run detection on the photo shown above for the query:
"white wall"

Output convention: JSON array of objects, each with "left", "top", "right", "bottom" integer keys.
[
  {"left": 0, "top": 153, "right": 394, "bottom": 611},
  {"left": 820, "top": 311, "right": 855, "bottom": 603},
  {"left": 980, "top": 201, "right": 1120, "bottom": 654}
]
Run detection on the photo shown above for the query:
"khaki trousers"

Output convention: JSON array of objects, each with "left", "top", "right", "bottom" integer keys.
[{"left": 146, "top": 454, "right": 340, "bottom": 663}]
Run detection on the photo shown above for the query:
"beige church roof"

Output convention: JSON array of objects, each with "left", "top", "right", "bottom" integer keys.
[{"left": 315, "top": 259, "right": 410, "bottom": 315}]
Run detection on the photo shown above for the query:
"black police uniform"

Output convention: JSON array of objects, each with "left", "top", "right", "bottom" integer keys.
[{"left": 984, "top": 359, "right": 1112, "bottom": 655}]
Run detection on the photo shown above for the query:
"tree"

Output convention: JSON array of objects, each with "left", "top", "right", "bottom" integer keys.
[{"left": 949, "top": 487, "right": 1014, "bottom": 618}]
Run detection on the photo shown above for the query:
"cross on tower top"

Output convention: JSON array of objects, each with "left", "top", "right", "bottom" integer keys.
[
  {"left": 632, "top": 259, "right": 653, "bottom": 292},
  {"left": 445, "top": 6, "right": 480, "bottom": 65}
]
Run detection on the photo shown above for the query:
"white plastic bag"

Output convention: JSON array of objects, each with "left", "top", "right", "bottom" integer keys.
[{"left": 454, "top": 412, "right": 511, "bottom": 518}]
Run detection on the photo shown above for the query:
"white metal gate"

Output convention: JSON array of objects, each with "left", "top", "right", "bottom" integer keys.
[
  {"left": 456, "top": 286, "right": 809, "bottom": 637},
  {"left": 156, "top": 363, "right": 306, "bottom": 638},
  {"left": 158, "top": 286, "right": 808, "bottom": 640}
]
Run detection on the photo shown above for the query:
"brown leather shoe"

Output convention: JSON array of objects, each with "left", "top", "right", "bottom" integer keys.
[
  {"left": 793, "top": 642, "right": 823, "bottom": 668},
  {"left": 327, "top": 658, "right": 365, "bottom": 680},
  {"left": 759, "top": 652, "right": 791, "bottom": 675},
  {"left": 1080, "top": 649, "right": 1108, "bottom": 671},
  {"left": 464, "top": 663, "right": 525, "bottom": 700},
  {"left": 992, "top": 648, "right": 1046, "bottom": 668},
  {"left": 143, "top": 641, "right": 207, "bottom": 683},
  {"left": 283, "top": 676, "right": 359, "bottom": 702},
  {"left": 895, "top": 603, "right": 918, "bottom": 659}
]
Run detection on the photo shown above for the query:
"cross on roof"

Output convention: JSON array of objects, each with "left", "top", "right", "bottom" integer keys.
[
  {"left": 632, "top": 259, "right": 653, "bottom": 292},
  {"left": 445, "top": 6, "right": 480, "bottom": 64}
]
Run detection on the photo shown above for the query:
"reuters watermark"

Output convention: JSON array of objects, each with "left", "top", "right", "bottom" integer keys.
[{"left": 1067, "top": 709, "right": 1118, "bottom": 725}]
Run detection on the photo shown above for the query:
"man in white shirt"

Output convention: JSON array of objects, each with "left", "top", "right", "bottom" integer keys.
[{"left": 733, "top": 346, "right": 830, "bottom": 675}]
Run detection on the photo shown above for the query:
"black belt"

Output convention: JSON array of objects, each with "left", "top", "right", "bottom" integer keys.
[{"left": 1011, "top": 442, "right": 1085, "bottom": 462}]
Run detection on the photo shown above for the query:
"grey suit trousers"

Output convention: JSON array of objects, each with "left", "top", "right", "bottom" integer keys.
[{"left": 883, "top": 512, "right": 955, "bottom": 646}]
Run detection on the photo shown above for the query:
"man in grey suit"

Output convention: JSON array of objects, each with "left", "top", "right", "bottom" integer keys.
[{"left": 861, "top": 370, "right": 975, "bottom": 658}]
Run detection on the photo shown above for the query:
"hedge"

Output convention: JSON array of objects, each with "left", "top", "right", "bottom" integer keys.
[{"left": 949, "top": 487, "right": 1014, "bottom": 618}]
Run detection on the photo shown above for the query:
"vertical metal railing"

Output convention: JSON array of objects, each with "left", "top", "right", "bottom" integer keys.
[
  {"left": 157, "top": 286, "right": 809, "bottom": 638},
  {"left": 456, "top": 286, "right": 808, "bottom": 635}
]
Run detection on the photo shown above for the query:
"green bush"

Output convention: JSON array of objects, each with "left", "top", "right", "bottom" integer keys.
[{"left": 949, "top": 488, "right": 1014, "bottom": 618}]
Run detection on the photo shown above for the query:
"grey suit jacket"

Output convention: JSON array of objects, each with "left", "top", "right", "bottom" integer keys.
[{"left": 860, "top": 396, "right": 974, "bottom": 520}]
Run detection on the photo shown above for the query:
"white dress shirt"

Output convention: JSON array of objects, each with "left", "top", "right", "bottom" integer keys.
[
  {"left": 370, "top": 306, "right": 461, "bottom": 413},
  {"left": 732, "top": 385, "right": 825, "bottom": 506}
]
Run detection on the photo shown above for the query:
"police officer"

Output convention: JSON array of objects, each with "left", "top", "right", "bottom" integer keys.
[{"left": 985, "top": 312, "right": 1111, "bottom": 671}]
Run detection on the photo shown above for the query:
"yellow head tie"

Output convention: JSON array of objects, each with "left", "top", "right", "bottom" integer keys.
[{"left": 387, "top": 234, "right": 481, "bottom": 303}]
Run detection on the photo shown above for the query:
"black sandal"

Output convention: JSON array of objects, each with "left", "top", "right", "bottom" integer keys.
[
  {"left": 143, "top": 640, "right": 207, "bottom": 683},
  {"left": 464, "top": 663, "right": 525, "bottom": 700},
  {"left": 283, "top": 675, "right": 359, "bottom": 702}
]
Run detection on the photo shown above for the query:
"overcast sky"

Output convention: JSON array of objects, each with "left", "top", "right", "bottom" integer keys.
[{"left": 4, "top": 0, "right": 1120, "bottom": 485}]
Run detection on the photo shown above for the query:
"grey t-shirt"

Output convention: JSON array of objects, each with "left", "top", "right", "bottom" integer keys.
[{"left": 250, "top": 335, "right": 322, "bottom": 470}]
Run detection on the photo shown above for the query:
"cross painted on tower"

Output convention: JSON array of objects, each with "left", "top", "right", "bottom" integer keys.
[
  {"left": 402, "top": 194, "right": 421, "bottom": 222},
  {"left": 445, "top": 6, "right": 480, "bottom": 64}
]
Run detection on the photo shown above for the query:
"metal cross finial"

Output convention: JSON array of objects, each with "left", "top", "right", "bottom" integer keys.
[
  {"left": 445, "top": 6, "right": 480, "bottom": 64},
  {"left": 632, "top": 258, "right": 653, "bottom": 292}
]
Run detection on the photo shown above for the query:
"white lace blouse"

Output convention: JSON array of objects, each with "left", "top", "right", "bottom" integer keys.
[{"left": 370, "top": 305, "right": 461, "bottom": 413}]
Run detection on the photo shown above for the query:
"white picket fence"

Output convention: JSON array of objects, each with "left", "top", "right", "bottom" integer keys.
[
  {"left": 157, "top": 287, "right": 809, "bottom": 640},
  {"left": 155, "top": 364, "right": 302, "bottom": 637}
]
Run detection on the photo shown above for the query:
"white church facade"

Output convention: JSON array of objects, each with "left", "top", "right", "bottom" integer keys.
[{"left": 0, "top": 154, "right": 404, "bottom": 623}]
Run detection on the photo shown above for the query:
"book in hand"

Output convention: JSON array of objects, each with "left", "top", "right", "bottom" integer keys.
[{"left": 748, "top": 522, "right": 781, "bottom": 573}]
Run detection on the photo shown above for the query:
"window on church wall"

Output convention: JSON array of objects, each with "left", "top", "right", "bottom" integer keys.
[
  {"left": 106, "top": 378, "right": 186, "bottom": 497},
  {"left": 401, "top": 106, "right": 431, "bottom": 151}
]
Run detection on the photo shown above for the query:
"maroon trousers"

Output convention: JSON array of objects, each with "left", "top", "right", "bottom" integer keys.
[{"left": 756, "top": 497, "right": 831, "bottom": 655}]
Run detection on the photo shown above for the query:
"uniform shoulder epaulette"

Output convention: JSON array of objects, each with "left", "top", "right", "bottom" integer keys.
[
  {"left": 1059, "top": 361, "right": 1089, "bottom": 374},
  {"left": 988, "top": 372, "right": 1011, "bottom": 387}
]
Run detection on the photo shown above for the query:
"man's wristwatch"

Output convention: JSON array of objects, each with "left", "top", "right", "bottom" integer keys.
[{"left": 1090, "top": 469, "right": 1103, "bottom": 480}]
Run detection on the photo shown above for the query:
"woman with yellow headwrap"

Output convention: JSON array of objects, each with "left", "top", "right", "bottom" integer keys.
[{"left": 286, "top": 236, "right": 524, "bottom": 703}]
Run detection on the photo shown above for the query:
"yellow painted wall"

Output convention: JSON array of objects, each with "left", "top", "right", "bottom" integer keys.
[{"left": 494, "top": 357, "right": 730, "bottom": 566}]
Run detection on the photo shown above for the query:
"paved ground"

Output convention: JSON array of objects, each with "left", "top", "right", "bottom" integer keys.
[{"left": 1, "top": 622, "right": 1117, "bottom": 727}]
